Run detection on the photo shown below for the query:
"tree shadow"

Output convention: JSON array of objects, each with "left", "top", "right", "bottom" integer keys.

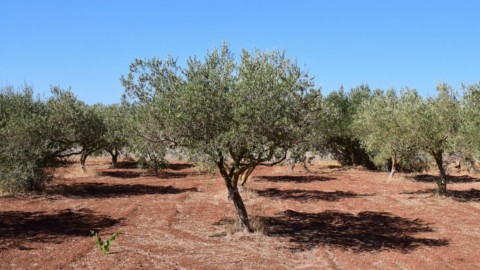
[
  {"left": 100, "top": 169, "right": 187, "bottom": 179},
  {"left": 0, "top": 208, "right": 119, "bottom": 250},
  {"left": 100, "top": 170, "right": 142, "bottom": 178},
  {"left": 450, "top": 189, "right": 480, "bottom": 202},
  {"left": 258, "top": 175, "right": 335, "bottom": 183},
  {"left": 401, "top": 189, "right": 436, "bottom": 196},
  {"left": 254, "top": 188, "right": 370, "bottom": 202},
  {"left": 264, "top": 210, "right": 448, "bottom": 252},
  {"left": 410, "top": 174, "right": 480, "bottom": 183},
  {"left": 47, "top": 183, "right": 198, "bottom": 198},
  {"left": 157, "top": 171, "right": 188, "bottom": 179},
  {"left": 168, "top": 163, "right": 194, "bottom": 171},
  {"left": 114, "top": 161, "right": 138, "bottom": 169},
  {"left": 403, "top": 188, "right": 480, "bottom": 203}
]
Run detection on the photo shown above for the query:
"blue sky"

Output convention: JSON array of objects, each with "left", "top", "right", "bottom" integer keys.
[{"left": 1, "top": 0, "right": 479, "bottom": 104}]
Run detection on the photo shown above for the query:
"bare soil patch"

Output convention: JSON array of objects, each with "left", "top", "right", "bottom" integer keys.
[{"left": 1, "top": 158, "right": 480, "bottom": 269}]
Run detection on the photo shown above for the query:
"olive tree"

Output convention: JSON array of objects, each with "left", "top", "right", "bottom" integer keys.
[
  {"left": 319, "top": 85, "right": 375, "bottom": 168},
  {"left": 353, "top": 89, "right": 421, "bottom": 177},
  {"left": 459, "top": 82, "right": 480, "bottom": 171},
  {"left": 96, "top": 103, "right": 131, "bottom": 167},
  {"left": 46, "top": 87, "right": 106, "bottom": 172},
  {"left": 0, "top": 86, "right": 51, "bottom": 192},
  {"left": 122, "top": 44, "right": 320, "bottom": 231},
  {"left": 412, "top": 83, "right": 460, "bottom": 195}
]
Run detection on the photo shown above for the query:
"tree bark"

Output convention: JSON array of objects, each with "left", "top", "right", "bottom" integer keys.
[
  {"left": 240, "top": 166, "right": 255, "bottom": 187},
  {"left": 432, "top": 150, "right": 448, "bottom": 196},
  {"left": 106, "top": 148, "right": 119, "bottom": 168},
  {"left": 111, "top": 153, "right": 118, "bottom": 168},
  {"left": 226, "top": 180, "right": 253, "bottom": 233},
  {"left": 389, "top": 153, "right": 397, "bottom": 178},
  {"left": 216, "top": 155, "right": 252, "bottom": 232},
  {"left": 80, "top": 150, "right": 88, "bottom": 173}
]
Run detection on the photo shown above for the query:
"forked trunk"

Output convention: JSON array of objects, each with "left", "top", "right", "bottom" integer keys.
[
  {"left": 216, "top": 156, "right": 253, "bottom": 233},
  {"left": 432, "top": 151, "right": 448, "bottom": 196},
  {"left": 105, "top": 148, "right": 120, "bottom": 168}
]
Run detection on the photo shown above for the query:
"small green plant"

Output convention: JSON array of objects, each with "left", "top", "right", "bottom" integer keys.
[{"left": 90, "top": 229, "right": 123, "bottom": 255}]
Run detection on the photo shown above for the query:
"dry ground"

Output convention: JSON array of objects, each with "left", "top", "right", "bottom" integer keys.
[{"left": 1, "top": 158, "right": 480, "bottom": 269}]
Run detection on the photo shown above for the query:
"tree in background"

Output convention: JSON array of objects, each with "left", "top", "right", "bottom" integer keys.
[
  {"left": 353, "top": 89, "right": 422, "bottom": 177},
  {"left": 120, "top": 55, "right": 181, "bottom": 173},
  {"left": 122, "top": 44, "right": 321, "bottom": 231},
  {"left": 46, "top": 87, "right": 106, "bottom": 172},
  {"left": 96, "top": 103, "right": 131, "bottom": 167},
  {"left": 412, "top": 83, "right": 460, "bottom": 195},
  {"left": 319, "top": 85, "right": 376, "bottom": 169}
]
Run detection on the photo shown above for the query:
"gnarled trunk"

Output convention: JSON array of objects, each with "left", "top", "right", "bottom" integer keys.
[{"left": 432, "top": 150, "right": 447, "bottom": 196}]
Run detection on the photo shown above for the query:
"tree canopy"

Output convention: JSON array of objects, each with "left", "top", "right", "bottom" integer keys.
[
  {"left": 122, "top": 44, "right": 321, "bottom": 231},
  {"left": 353, "top": 88, "right": 422, "bottom": 177},
  {"left": 318, "top": 85, "right": 375, "bottom": 168}
]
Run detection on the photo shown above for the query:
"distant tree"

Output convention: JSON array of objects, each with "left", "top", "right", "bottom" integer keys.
[
  {"left": 46, "top": 87, "right": 106, "bottom": 172},
  {"left": 319, "top": 85, "right": 376, "bottom": 168},
  {"left": 122, "top": 82, "right": 174, "bottom": 173},
  {"left": 96, "top": 103, "right": 131, "bottom": 167},
  {"left": 412, "top": 83, "right": 460, "bottom": 195},
  {"left": 353, "top": 89, "right": 421, "bottom": 177},
  {"left": 122, "top": 44, "right": 320, "bottom": 232}
]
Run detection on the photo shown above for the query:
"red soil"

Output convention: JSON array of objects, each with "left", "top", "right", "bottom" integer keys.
[{"left": 1, "top": 158, "right": 480, "bottom": 269}]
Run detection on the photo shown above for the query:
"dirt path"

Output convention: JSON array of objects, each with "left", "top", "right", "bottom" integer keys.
[{"left": 1, "top": 160, "right": 480, "bottom": 269}]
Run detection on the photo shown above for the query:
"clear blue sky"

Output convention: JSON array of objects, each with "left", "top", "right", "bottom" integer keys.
[{"left": 1, "top": 0, "right": 479, "bottom": 104}]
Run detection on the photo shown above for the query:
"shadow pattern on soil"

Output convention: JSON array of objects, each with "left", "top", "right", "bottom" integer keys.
[
  {"left": 113, "top": 161, "right": 138, "bottom": 169},
  {"left": 0, "top": 208, "right": 119, "bottom": 250},
  {"left": 100, "top": 170, "right": 142, "bottom": 178},
  {"left": 265, "top": 210, "right": 448, "bottom": 252},
  {"left": 48, "top": 183, "right": 198, "bottom": 198},
  {"left": 258, "top": 175, "right": 335, "bottom": 183},
  {"left": 168, "top": 163, "right": 194, "bottom": 171},
  {"left": 255, "top": 188, "right": 370, "bottom": 202},
  {"left": 403, "top": 188, "right": 480, "bottom": 202},
  {"left": 156, "top": 171, "right": 189, "bottom": 179},
  {"left": 100, "top": 170, "right": 188, "bottom": 179},
  {"left": 410, "top": 174, "right": 480, "bottom": 183}
]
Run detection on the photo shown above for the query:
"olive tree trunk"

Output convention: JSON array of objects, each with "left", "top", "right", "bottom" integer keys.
[
  {"left": 389, "top": 152, "right": 397, "bottom": 178},
  {"left": 106, "top": 148, "right": 119, "bottom": 167},
  {"left": 432, "top": 150, "right": 448, "bottom": 196},
  {"left": 217, "top": 158, "right": 252, "bottom": 233},
  {"left": 225, "top": 174, "right": 252, "bottom": 232},
  {"left": 80, "top": 150, "right": 88, "bottom": 173}
]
